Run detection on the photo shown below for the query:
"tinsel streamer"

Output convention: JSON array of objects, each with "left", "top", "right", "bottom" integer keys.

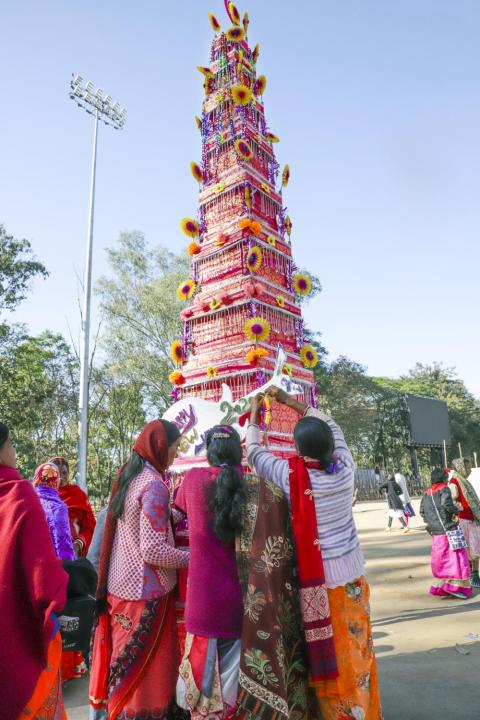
[
  {"left": 310, "top": 384, "right": 318, "bottom": 408},
  {"left": 171, "top": 387, "right": 181, "bottom": 402},
  {"left": 268, "top": 159, "right": 275, "bottom": 185},
  {"left": 278, "top": 206, "right": 286, "bottom": 236},
  {"left": 192, "top": 259, "right": 198, "bottom": 283},
  {"left": 249, "top": 301, "right": 257, "bottom": 317},
  {"left": 286, "top": 260, "right": 293, "bottom": 292},
  {"left": 201, "top": 111, "right": 210, "bottom": 183},
  {"left": 259, "top": 403, "right": 266, "bottom": 431},
  {"left": 182, "top": 321, "right": 189, "bottom": 358}
]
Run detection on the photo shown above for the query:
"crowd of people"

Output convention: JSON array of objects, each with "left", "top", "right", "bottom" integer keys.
[{"left": 2, "top": 388, "right": 480, "bottom": 719}]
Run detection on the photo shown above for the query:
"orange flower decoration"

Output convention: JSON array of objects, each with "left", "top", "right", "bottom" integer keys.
[
  {"left": 226, "top": 26, "right": 245, "bottom": 43},
  {"left": 231, "top": 83, "right": 252, "bottom": 105},
  {"left": 181, "top": 218, "right": 200, "bottom": 238},
  {"left": 238, "top": 218, "right": 262, "bottom": 237},
  {"left": 215, "top": 233, "right": 228, "bottom": 247},
  {"left": 208, "top": 12, "right": 221, "bottom": 32},
  {"left": 254, "top": 75, "right": 267, "bottom": 96},
  {"left": 234, "top": 138, "right": 253, "bottom": 160},
  {"left": 187, "top": 242, "right": 201, "bottom": 256},
  {"left": 169, "top": 370, "right": 186, "bottom": 386},
  {"left": 190, "top": 162, "right": 203, "bottom": 183},
  {"left": 245, "top": 347, "right": 269, "bottom": 365}
]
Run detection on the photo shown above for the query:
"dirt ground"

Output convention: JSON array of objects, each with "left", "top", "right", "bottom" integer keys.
[{"left": 64, "top": 499, "right": 480, "bottom": 719}]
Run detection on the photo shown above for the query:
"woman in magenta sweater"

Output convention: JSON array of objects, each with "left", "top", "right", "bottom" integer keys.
[{"left": 174, "top": 425, "right": 245, "bottom": 720}]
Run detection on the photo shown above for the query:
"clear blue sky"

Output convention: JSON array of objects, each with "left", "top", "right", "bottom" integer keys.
[{"left": 2, "top": 1, "right": 479, "bottom": 395}]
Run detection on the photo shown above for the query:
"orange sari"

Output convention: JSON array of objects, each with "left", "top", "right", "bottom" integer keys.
[{"left": 20, "top": 631, "right": 66, "bottom": 720}]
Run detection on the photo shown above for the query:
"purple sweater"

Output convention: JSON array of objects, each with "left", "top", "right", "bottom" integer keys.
[
  {"left": 35, "top": 485, "right": 75, "bottom": 561},
  {"left": 174, "top": 467, "right": 243, "bottom": 639}
]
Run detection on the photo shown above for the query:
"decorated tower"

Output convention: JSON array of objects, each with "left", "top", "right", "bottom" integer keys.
[{"left": 168, "top": 3, "right": 318, "bottom": 459}]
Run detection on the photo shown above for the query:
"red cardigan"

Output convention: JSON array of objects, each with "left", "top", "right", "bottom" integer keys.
[
  {"left": 59, "top": 483, "right": 96, "bottom": 555},
  {"left": 449, "top": 477, "right": 475, "bottom": 521},
  {"left": 0, "top": 465, "right": 68, "bottom": 718}
]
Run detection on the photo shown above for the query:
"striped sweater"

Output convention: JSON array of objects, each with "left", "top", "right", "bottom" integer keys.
[{"left": 246, "top": 408, "right": 365, "bottom": 589}]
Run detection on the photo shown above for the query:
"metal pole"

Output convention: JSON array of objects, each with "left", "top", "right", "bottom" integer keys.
[
  {"left": 458, "top": 442, "right": 463, "bottom": 459},
  {"left": 443, "top": 440, "right": 448, "bottom": 468},
  {"left": 474, "top": 451, "right": 478, "bottom": 468},
  {"left": 77, "top": 109, "right": 99, "bottom": 492}
]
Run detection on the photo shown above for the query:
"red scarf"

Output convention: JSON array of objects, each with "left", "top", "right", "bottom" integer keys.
[
  {"left": 58, "top": 483, "right": 96, "bottom": 552},
  {"left": 0, "top": 464, "right": 68, "bottom": 718},
  {"left": 288, "top": 456, "right": 338, "bottom": 680}
]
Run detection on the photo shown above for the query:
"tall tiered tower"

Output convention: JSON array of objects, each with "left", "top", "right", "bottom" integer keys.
[{"left": 170, "top": 4, "right": 318, "bottom": 456}]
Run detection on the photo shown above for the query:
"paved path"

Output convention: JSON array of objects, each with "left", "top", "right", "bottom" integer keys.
[{"left": 64, "top": 499, "right": 480, "bottom": 719}]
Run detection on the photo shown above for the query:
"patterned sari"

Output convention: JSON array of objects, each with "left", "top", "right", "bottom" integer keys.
[{"left": 20, "top": 630, "right": 66, "bottom": 720}]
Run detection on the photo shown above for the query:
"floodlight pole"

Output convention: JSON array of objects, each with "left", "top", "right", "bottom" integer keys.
[
  {"left": 77, "top": 109, "right": 99, "bottom": 493},
  {"left": 69, "top": 75, "right": 126, "bottom": 492}
]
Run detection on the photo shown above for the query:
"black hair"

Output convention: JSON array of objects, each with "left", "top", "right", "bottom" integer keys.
[
  {"left": 0, "top": 422, "right": 9, "bottom": 450},
  {"left": 109, "top": 419, "right": 180, "bottom": 520},
  {"left": 293, "top": 416, "right": 334, "bottom": 467},
  {"left": 163, "top": 419, "right": 181, "bottom": 446},
  {"left": 431, "top": 467, "right": 448, "bottom": 485},
  {"left": 206, "top": 425, "right": 245, "bottom": 543}
]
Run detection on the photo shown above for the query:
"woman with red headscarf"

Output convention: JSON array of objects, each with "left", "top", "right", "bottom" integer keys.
[
  {"left": 0, "top": 422, "right": 68, "bottom": 719},
  {"left": 89, "top": 419, "right": 189, "bottom": 720},
  {"left": 50, "top": 456, "right": 96, "bottom": 558}
]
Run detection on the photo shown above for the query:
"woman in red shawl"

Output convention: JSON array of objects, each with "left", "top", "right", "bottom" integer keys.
[
  {"left": 89, "top": 419, "right": 190, "bottom": 720},
  {"left": 0, "top": 422, "right": 68, "bottom": 719},
  {"left": 50, "top": 456, "right": 97, "bottom": 681},
  {"left": 50, "top": 456, "right": 96, "bottom": 557}
]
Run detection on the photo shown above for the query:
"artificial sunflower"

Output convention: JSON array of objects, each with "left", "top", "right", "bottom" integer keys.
[
  {"left": 243, "top": 11, "right": 249, "bottom": 33},
  {"left": 208, "top": 12, "right": 221, "bottom": 32},
  {"left": 227, "top": 1, "right": 241, "bottom": 25},
  {"left": 276, "top": 295, "right": 285, "bottom": 308},
  {"left": 244, "top": 185, "right": 252, "bottom": 209},
  {"left": 190, "top": 161, "right": 203, "bottom": 182},
  {"left": 245, "top": 347, "right": 269, "bottom": 365},
  {"left": 284, "top": 215, "right": 292, "bottom": 237},
  {"left": 254, "top": 75, "right": 267, "bottom": 96},
  {"left": 246, "top": 245, "right": 263, "bottom": 273},
  {"left": 169, "top": 370, "right": 186, "bottom": 386},
  {"left": 231, "top": 83, "right": 252, "bottom": 105},
  {"left": 207, "top": 365, "right": 218, "bottom": 378},
  {"left": 282, "top": 164, "right": 290, "bottom": 187},
  {"left": 197, "top": 65, "right": 214, "bottom": 78},
  {"left": 204, "top": 77, "right": 215, "bottom": 96},
  {"left": 267, "top": 235, "right": 276, "bottom": 246},
  {"left": 293, "top": 273, "right": 312, "bottom": 296},
  {"left": 195, "top": 115, "right": 202, "bottom": 131},
  {"left": 266, "top": 132, "right": 280, "bottom": 143},
  {"left": 261, "top": 182, "right": 271, "bottom": 194},
  {"left": 252, "top": 43, "right": 260, "bottom": 63},
  {"left": 300, "top": 344, "right": 318, "bottom": 369},
  {"left": 170, "top": 341, "right": 184, "bottom": 365},
  {"left": 226, "top": 26, "right": 245, "bottom": 43},
  {"left": 181, "top": 217, "right": 200, "bottom": 238},
  {"left": 215, "top": 181, "right": 225, "bottom": 194},
  {"left": 245, "top": 317, "right": 270, "bottom": 343},
  {"left": 283, "top": 363, "right": 293, "bottom": 376},
  {"left": 234, "top": 138, "right": 253, "bottom": 160},
  {"left": 187, "top": 241, "right": 201, "bottom": 256},
  {"left": 210, "top": 297, "right": 221, "bottom": 311},
  {"left": 177, "top": 279, "right": 196, "bottom": 301}
]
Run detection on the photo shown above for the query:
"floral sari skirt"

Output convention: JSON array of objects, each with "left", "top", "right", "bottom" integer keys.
[
  {"left": 309, "top": 577, "right": 382, "bottom": 720},
  {"left": 90, "top": 592, "right": 179, "bottom": 720}
]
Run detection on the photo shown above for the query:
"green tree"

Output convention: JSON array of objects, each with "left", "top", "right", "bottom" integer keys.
[
  {"left": 0, "top": 224, "right": 47, "bottom": 314},
  {"left": 95, "top": 230, "right": 190, "bottom": 414},
  {"left": 0, "top": 329, "right": 78, "bottom": 476}
]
